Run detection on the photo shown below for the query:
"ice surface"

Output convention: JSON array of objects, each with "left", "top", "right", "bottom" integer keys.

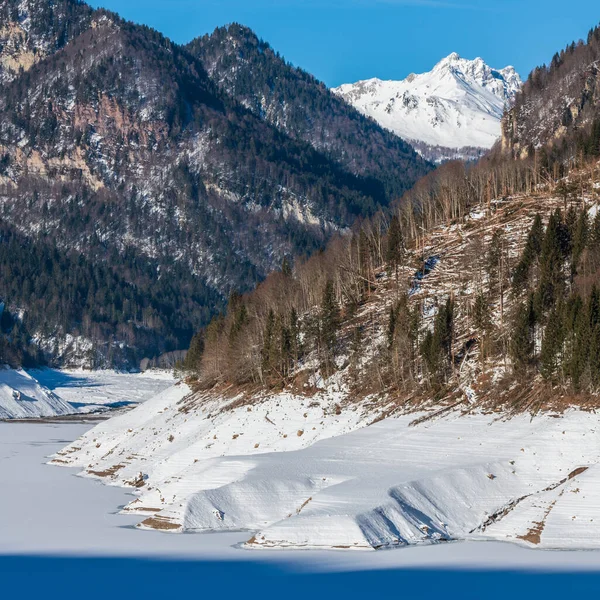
[{"left": 0, "top": 368, "right": 174, "bottom": 419}]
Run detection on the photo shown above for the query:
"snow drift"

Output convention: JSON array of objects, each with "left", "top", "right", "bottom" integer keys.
[
  {"left": 0, "top": 368, "right": 74, "bottom": 419},
  {"left": 53, "top": 380, "right": 600, "bottom": 552}
]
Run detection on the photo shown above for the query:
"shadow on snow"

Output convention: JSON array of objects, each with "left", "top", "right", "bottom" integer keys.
[{"left": 1, "top": 556, "right": 599, "bottom": 600}]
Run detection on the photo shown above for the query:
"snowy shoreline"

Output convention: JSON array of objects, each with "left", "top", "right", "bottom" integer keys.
[
  {"left": 3, "top": 420, "right": 600, "bottom": 575},
  {"left": 49, "top": 379, "right": 600, "bottom": 553}
]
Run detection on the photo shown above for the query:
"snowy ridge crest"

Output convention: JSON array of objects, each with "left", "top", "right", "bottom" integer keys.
[{"left": 333, "top": 53, "right": 522, "bottom": 161}]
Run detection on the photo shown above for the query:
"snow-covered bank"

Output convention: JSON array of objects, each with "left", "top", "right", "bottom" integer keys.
[
  {"left": 53, "top": 380, "right": 600, "bottom": 552},
  {"left": 52, "top": 382, "right": 379, "bottom": 521},
  {"left": 0, "top": 368, "right": 74, "bottom": 419},
  {"left": 6, "top": 422, "right": 600, "bottom": 575},
  {"left": 0, "top": 368, "right": 174, "bottom": 420}
]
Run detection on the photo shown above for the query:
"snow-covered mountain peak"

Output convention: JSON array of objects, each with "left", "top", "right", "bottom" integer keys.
[{"left": 333, "top": 53, "right": 522, "bottom": 162}]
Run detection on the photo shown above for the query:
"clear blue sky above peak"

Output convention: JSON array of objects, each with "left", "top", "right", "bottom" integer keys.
[{"left": 89, "top": 0, "right": 600, "bottom": 87}]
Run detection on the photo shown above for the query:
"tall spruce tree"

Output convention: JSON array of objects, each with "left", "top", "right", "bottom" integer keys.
[
  {"left": 536, "top": 209, "right": 565, "bottom": 314},
  {"left": 386, "top": 215, "right": 404, "bottom": 289},
  {"left": 571, "top": 209, "right": 589, "bottom": 282},
  {"left": 421, "top": 297, "right": 454, "bottom": 382},
  {"left": 540, "top": 301, "right": 565, "bottom": 381},
  {"left": 320, "top": 279, "right": 340, "bottom": 377},
  {"left": 511, "top": 294, "right": 536, "bottom": 371},
  {"left": 513, "top": 214, "right": 544, "bottom": 293}
]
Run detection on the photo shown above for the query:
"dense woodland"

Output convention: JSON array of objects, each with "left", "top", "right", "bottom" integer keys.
[
  {"left": 0, "top": 219, "right": 219, "bottom": 367},
  {"left": 503, "top": 24, "right": 600, "bottom": 158}
]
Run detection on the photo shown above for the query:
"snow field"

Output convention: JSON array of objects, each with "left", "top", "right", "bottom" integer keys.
[
  {"left": 54, "top": 379, "right": 600, "bottom": 552},
  {"left": 334, "top": 53, "right": 521, "bottom": 152},
  {"left": 0, "top": 368, "right": 74, "bottom": 419}
]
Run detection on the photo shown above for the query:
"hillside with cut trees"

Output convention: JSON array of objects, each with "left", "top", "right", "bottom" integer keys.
[{"left": 185, "top": 22, "right": 600, "bottom": 412}]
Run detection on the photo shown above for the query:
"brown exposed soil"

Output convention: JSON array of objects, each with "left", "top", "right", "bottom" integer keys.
[
  {"left": 296, "top": 496, "right": 312, "bottom": 515},
  {"left": 568, "top": 466, "right": 589, "bottom": 479},
  {"left": 88, "top": 463, "right": 125, "bottom": 478},
  {"left": 139, "top": 516, "right": 181, "bottom": 531},
  {"left": 518, "top": 518, "right": 548, "bottom": 545}
]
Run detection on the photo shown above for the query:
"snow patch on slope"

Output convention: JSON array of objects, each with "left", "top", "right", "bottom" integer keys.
[
  {"left": 52, "top": 381, "right": 383, "bottom": 528},
  {"left": 0, "top": 367, "right": 74, "bottom": 418},
  {"left": 334, "top": 53, "right": 521, "bottom": 159}
]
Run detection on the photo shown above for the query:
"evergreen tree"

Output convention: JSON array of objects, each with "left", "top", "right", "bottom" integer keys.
[
  {"left": 473, "top": 291, "right": 492, "bottom": 362},
  {"left": 569, "top": 297, "right": 591, "bottom": 390},
  {"left": 421, "top": 297, "right": 454, "bottom": 382},
  {"left": 511, "top": 294, "right": 536, "bottom": 371},
  {"left": 183, "top": 331, "right": 204, "bottom": 372},
  {"left": 320, "top": 279, "right": 340, "bottom": 377},
  {"left": 289, "top": 307, "right": 301, "bottom": 368},
  {"left": 262, "top": 309, "right": 276, "bottom": 382},
  {"left": 570, "top": 209, "right": 589, "bottom": 282},
  {"left": 386, "top": 215, "right": 404, "bottom": 288},
  {"left": 540, "top": 302, "right": 564, "bottom": 381},
  {"left": 590, "top": 324, "right": 600, "bottom": 388},
  {"left": 513, "top": 214, "right": 543, "bottom": 292},
  {"left": 536, "top": 209, "right": 565, "bottom": 313}
]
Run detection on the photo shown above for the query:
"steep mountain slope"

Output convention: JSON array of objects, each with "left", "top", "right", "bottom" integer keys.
[
  {"left": 0, "top": 1, "right": 430, "bottom": 368},
  {"left": 502, "top": 27, "right": 600, "bottom": 158},
  {"left": 334, "top": 53, "right": 521, "bottom": 162},
  {"left": 0, "top": 0, "right": 94, "bottom": 82},
  {"left": 187, "top": 24, "right": 431, "bottom": 200}
]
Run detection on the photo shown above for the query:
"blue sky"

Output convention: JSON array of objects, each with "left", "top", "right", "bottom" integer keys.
[{"left": 89, "top": 1, "right": 600, "bottom": 86}]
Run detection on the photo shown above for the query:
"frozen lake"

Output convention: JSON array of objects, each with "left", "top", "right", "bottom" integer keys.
[
  {"left": 2, "top": 422, "right": 600, "bottom": 598},
  {"left": 31, "top": 368, "right": 175, "bottom": 413}
]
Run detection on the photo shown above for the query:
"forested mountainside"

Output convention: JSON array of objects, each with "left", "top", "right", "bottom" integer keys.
[
  {"left": 0, "top": 0, "right": 430, "bottom": 368},
  {"left": 187, "top": 24, "right": 428, "bottom": 200},
  {"left": 185, "top": 22, "right": 600, "bottom": 411},
  {"left": 502, "top": 25, "right": 600, "bottom": 159}
]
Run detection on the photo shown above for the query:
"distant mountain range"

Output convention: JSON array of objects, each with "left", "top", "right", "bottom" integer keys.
[{"left": 334, "top": 53, "right": 522, "bottom": 162}]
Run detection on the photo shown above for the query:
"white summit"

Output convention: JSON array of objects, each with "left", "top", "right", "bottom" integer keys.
[{"left": 333, "top": 53, "right": 521, "bottom": 162}]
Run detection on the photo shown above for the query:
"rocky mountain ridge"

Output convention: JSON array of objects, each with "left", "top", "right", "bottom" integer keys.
[{"left": 334, "top": 52, "right": 522, "bottom": 162}]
